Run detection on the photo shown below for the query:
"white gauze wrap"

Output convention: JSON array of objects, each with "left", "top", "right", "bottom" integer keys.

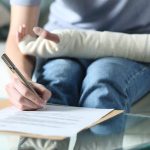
[{"left": 18, "top": 29, "right": 150, "bottom": 62}]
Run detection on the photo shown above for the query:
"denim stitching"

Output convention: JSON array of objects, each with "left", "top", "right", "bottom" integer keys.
[
  {"left": 124, "top": 66, "right": 150, "bottom": 97},
  {"left": 124, "top": 67, "right": 150, "bottom": 105},
  {"left": 122, "top": 66, "right": 150, "bottom": 111}
]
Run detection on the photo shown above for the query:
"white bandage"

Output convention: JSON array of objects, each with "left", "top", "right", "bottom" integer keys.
[{"left": 18, "top": 29, "right": 150, "bottom": 62}]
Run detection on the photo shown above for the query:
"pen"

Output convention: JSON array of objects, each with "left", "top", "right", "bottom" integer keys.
[{"left": 1, "top": 53, "right": 39, "bottom": 97}]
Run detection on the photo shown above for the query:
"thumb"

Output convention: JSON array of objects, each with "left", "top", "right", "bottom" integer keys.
[{"left": 33, "top": 27, "right": 60, "bottom": 43}]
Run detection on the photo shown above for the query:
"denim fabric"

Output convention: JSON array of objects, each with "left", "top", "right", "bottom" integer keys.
[{"left": 36, "top": 57, "right": 150, "bottom": 113}]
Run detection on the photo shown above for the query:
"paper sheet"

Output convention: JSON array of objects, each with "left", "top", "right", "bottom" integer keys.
[{"left": 0, "top": 105, "right": 113, "bottom": 137}]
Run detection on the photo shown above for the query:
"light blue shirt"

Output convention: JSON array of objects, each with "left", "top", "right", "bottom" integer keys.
[{"left": 10, "top": 0, "right": 150, "bottom": 33}]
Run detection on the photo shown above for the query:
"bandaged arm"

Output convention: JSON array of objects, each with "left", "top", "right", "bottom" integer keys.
[{"left": 18, "top": 29, "right": 150, "bottom": 62}]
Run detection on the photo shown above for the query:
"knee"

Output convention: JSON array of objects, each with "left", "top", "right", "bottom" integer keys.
[
  {"left": 39, "top": 58, "right": 83, "bottom": 80},
  {"left": 85, "top": 57, "right": 126, "bottom": 85},
  {"left": 37, "top": 58, "right": 84, "bottom": 106},
  {"left": 80, "top": 58, "right": 129, "bottom": 110}
]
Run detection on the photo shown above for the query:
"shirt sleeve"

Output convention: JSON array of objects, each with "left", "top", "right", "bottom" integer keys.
[{"left": 10, "top": 0, "right": 41, "bottom": 6}]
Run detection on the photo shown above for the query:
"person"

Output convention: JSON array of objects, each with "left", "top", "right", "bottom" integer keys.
[{"left": 6, "top": 0, "right": 150, "bottom": 111}]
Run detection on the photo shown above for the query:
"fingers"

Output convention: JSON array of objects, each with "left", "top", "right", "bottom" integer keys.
[
  {"left": 32, "top": 82, "right": 51, "bottom": 103},
  {"left": 5, "top": 77, "right": 52, "bottom": 111},
  {"left": 21, "top": 24, "right": 26, "bottom": 37},
  {"left": 5, "top": 82, "right": 41, "bottom": 110},
  {"left": 33, "top": 27, "right": 60, "bottom": 43},
  {"left": 16, "top": 24, "right": 27, "bottom": 43},
  {"left": 12, "top": 78, "right": 45, "bottom": 107},
  {"left": 16, "top": 25, "right": 60, "bottom": 44}
]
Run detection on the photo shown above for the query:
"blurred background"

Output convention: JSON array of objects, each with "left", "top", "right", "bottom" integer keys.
[{"left": 0, "top": 0, "right": 52, "bottom": 41}]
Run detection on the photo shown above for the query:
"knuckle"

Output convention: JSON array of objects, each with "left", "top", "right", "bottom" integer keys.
[
  {"left": 42, "top": 31, "right": 49, "bottom": 38},
  {"left": 18, "top": 105, "right": 26, "bottom": 111},
  {"left": 46, "top": 92, "right": 51, "bottom": 99},
  {"left": 48, "top": 91, "right": 52, "bottom": 97},
  {"left": 23, "top": 89, "right": 30, "bottom": 97},
  {"left": 18, "top": 95, "right": 25, "bottom": 104}
]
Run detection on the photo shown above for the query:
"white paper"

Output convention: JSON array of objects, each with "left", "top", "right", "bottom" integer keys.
[{"left": 0, "top": 105, "right": 113, "bottom": 137}]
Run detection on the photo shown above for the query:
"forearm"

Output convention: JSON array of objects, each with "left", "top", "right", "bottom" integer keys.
[
  {"left": 6, "top": 35, "right": 35, "bottom": 79},
  {"left": 18, "top": 29, "right": 150, "bottom": 62},
  {"left": 5, "top": 4, "right": 40, "bottom": 79},
  {"left": 5, "top": 2, "right": 52, "bottom": 111}
]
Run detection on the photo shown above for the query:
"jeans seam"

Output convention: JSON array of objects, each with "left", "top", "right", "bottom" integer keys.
[
  {"left": 124, "top": 67, "right": 148, "bottom": 90},
  {"left": 124, "top": 66, "right": 149, "bottom": 100},
  {"left": 122, "top": 66, "right": 149, "bottom": 111}
]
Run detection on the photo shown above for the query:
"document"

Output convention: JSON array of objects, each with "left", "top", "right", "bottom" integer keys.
[{"left": 0, "top": 105, "right": 114, "bottom": 138}]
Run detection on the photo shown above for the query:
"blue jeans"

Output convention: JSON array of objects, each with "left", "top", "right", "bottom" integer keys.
[
  {"left": 35, "top": 57, "right": 150, "bottom": 135},
  {"left": 36, "top": 57, "right": 150, "bottom": 112}
]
